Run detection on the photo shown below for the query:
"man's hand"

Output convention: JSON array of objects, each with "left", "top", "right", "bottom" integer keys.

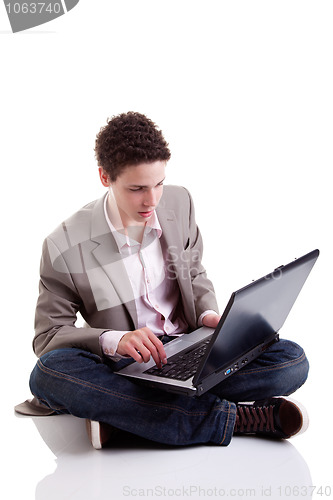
[
  {"left": 202, "top": 313, "right": 221, "bottom": 329},
  {"left": 117, "top": 327, "right": 167, "bottom": 368}
]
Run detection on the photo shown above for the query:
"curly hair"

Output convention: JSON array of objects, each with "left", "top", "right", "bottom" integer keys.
[{"left": 95, "top": 112, "right": 171, "bottom": 181}]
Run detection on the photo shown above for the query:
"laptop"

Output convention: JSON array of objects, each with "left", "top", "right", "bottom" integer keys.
[{"left": 118, "top": 249, "right": 319, "bottom": 396}]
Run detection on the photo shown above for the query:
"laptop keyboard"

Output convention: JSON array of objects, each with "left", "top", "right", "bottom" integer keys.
[{"left": 144, "top": 339, "right": 211, "bottom": 381}]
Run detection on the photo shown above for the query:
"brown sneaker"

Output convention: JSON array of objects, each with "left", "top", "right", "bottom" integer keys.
[
  {"left": 86, "top": 420, "right": 120, "bottom": 449},
  {"left": 234, "top": 397, "right": 309, "bottom": 439}
]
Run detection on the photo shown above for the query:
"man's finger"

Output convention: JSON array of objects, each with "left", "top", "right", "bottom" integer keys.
[{"left": 146, "top": 333, "right": 167, "bottom": 366}]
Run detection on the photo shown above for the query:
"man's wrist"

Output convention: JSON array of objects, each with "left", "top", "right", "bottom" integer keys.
[
  {"left": 197, "top": 310, "right": 219, "bottom": 327},
  {"left": 99, "top": 330, "right": 128, "bottom": 359}
]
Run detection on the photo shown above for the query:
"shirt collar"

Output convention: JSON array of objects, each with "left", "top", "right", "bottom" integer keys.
[{"left": 103, "top": 191, "right": 162, "bottom": 251}]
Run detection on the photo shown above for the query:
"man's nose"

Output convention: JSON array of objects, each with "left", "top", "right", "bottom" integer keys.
[{"left": 143, "top": 189, "right": 156, "bottom": 207}]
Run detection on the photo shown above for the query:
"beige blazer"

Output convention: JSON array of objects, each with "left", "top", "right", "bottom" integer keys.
[{"left": 16, "top": 185, "right": 218, "bottom": 415}]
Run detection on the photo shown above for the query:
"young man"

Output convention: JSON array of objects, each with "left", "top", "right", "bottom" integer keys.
[{"left": 17, "top": 112, "right": 310, "bottom": 449}]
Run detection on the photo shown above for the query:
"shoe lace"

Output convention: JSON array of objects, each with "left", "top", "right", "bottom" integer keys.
[{"left": 235, "top": 404, "right": 275, "bottom": 433}]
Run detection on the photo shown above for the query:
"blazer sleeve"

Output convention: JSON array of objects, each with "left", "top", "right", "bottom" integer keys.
[{"left": 33, "top": 238, "right": 108, "bottom": 358}]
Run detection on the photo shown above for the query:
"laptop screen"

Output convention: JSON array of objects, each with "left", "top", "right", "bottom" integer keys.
[{"left": 194, "top": 249, "right": 319, "bottom": 384}]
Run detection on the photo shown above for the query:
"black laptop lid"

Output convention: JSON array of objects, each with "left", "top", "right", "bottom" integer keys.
[{"left": 193, "top": 249, "right": 319, "bottom": 385}]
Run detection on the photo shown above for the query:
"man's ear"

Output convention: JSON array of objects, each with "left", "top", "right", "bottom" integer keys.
[{"left": 98, "top": 167, "right": 111, "bottom": 187}]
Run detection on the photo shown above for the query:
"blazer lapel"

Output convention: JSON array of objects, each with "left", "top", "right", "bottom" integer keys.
[{"left": 89, "top": 195, "right": 138, "bottom": 327}]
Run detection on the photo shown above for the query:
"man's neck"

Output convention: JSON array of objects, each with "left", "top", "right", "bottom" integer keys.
[
  {"left": 105, "top": 192, "right": 146, "bottom": 243},
  {"left": 123, "top": 225, "right": 146, "bottom": 244}
]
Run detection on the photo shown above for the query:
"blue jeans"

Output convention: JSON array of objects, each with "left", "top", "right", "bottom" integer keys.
[{"left": 29, "top": 339, "right": 309, "bottom": 446}]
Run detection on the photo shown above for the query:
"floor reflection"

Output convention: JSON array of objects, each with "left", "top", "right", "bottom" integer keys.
[{"left": 32, "top": 414, "right": 312, "bottom": 500}]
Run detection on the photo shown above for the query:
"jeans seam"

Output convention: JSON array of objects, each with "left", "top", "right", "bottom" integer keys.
[
  {"left": 36, "top": 359, "right": 227, "bottom": 418},
  {"left": 218, "top": 401, "right": 236, "bottom": 445},
  {"left": 238, "top": 351, "right": 306, "bottom": 375}
]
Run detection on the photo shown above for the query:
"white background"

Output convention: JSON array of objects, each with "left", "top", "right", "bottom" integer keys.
[{"left": 0, "top": 1, "right": 332, "bottom": 499}]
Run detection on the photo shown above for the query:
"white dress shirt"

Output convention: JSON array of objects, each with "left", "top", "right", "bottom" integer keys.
[{"left": 100, "top": 191, "right": 215, "bottom": 358}]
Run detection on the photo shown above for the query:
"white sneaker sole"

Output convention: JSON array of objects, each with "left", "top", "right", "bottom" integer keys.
[{"left": 88, "top": 420, "right": 102, "bottom": 449}]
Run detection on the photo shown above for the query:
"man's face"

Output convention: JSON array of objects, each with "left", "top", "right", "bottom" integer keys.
[{"left": 100, "top": 161, "right": 166, "bottom": 227}]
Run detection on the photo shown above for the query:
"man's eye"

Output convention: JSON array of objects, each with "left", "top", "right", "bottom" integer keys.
[{"left": 129, "top": 188, "right": 142, "bottom": 192}]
